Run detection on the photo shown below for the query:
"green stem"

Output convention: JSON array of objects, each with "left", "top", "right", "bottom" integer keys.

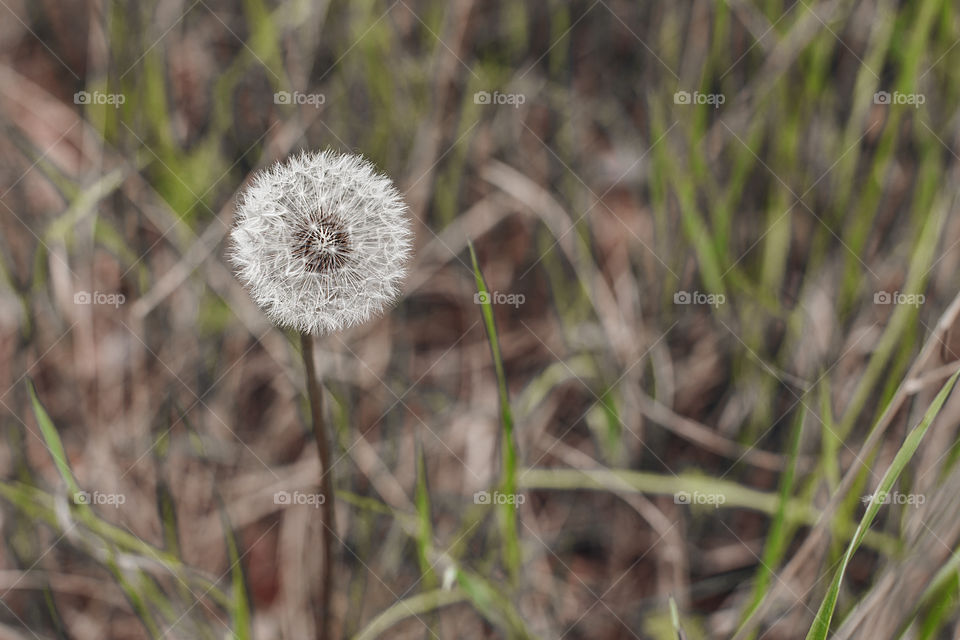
[{"left": 301, "top": 332, "right": 335, "bottom": 640}]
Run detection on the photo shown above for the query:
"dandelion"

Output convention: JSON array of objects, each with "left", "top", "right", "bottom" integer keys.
[
  {"left": 230, "top": 149, "right": 413, "bottom": 336},
  {"left": 229, "top": 149, "right": 412, "bottom": 640}
]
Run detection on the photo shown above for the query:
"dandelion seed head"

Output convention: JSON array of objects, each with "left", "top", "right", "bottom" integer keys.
[{"left": 229, "top": 150, "right": 413, "bottom": 335}]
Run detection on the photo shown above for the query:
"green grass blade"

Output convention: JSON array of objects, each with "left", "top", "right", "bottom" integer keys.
[
  {"left": 669, "top": 595, "right": 683, "bottom": 639},
  {"left": 28, "top": 379, "right": 81, "bottom": 497},
  {"left": 735, "top": 405, "right": 806, "bottom": 637},
  {"left": 352, "top": 589, "right": 465, "bottom": 640},
  {"left": 456, "top": 570, "right": 537, "bottom": 639},
  {"left": 805, "top": 368, "right": 960, "bottom": 639},
  {"left": 106, "top": 554, "right": 163, "bottom": 639},
  {"left": 219, "top": 502, "right": 252, "bottom": 640},
  {"left": 414, "top": 439, "right": 438, "bottom": 589},
  {"left": 518, "top": 467, "right": 894, "bottom": 553},
  {"left": 468, "top": 241, "right": 521, "bottom": 582}
]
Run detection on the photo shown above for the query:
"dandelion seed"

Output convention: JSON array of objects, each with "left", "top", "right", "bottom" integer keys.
[{"left": 230, "top": 150, "right": 413, "bottom": 335}]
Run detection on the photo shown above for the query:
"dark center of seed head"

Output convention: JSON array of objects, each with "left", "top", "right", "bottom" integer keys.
[{"left": 292, "top": 214, "right": 351, "bottom": 273}]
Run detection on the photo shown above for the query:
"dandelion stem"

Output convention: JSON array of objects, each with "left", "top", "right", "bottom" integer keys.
[{"left": 300, "top": 331, "right": 335, "bottom": 640}]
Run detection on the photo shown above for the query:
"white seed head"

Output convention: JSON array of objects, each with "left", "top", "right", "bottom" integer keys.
[{"left": 229, "top": 150, "right": 413, "bottom": 335}]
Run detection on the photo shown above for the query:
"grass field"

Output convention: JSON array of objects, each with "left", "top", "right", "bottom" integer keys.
[{"left": 2, "top": 0, "right": 960, "bottom": 638}]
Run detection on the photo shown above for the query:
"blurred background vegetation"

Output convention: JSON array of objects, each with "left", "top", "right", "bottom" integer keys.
[{"left": 2, "top": 0, "right": 960, "bottom": 638}]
